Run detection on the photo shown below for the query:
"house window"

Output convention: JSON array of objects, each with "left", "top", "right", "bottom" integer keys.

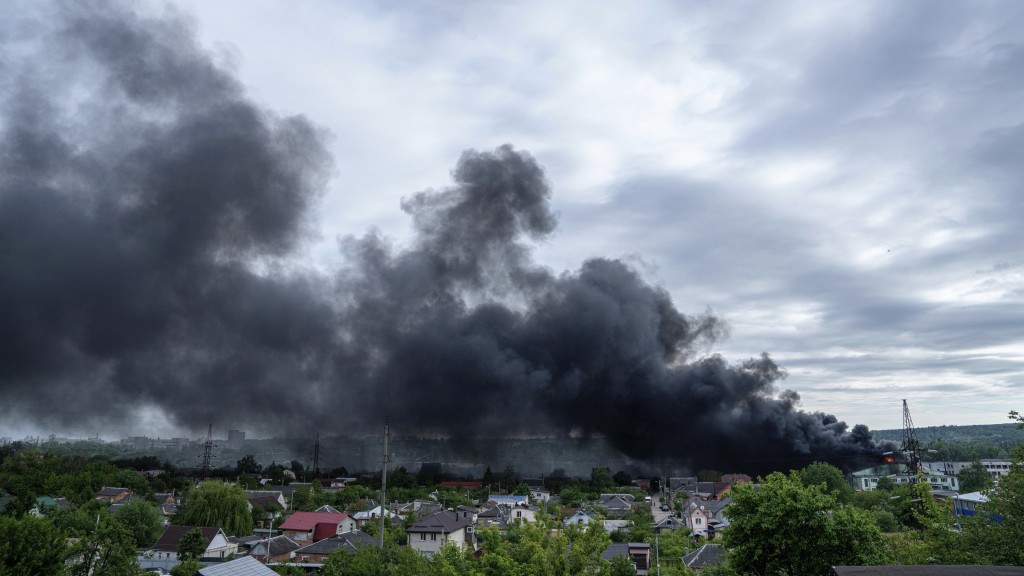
[
  {"left": 516, "top": 511, "right": 522, "bottom": 518},
  {"left": 431, "top": 533, "right": 437, "bottom": 541},
  {"left": 695, "top": 518, "right": 701, "bottom": 525},
  {"left": 302, "top": 556, "right": 309, "bottom": 563},
  {"left": 420, "top": 533, "right": 426, "bottom": 541}
]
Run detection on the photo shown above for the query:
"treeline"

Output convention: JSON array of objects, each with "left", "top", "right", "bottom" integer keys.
[{"left": 871, "top": 423, "right": 1024, "bottom": 461}]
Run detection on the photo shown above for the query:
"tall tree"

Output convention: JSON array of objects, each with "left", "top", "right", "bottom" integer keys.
[
  {"left": 502, "top": 462, "right": 516, "bottom": 492},
  {"left": 177, "top": 528, "right": 208, "bottom": 562},
  {"left": 957, "top": 461, "right": 994, "bottom": 493},
  {"left": 67, "top": 517, "right": 144, "bottom": 576},
  {"left": 798, "top": 461, "right": 854, "bottom": 503},
  {"left": 236, "top": 454, "right": 262, "bottom": 476},
  {"left": 174, "top": 481, "right": 253, "bottom": 536},
  {"left": 0, "top": 515, "right": 68, "bottom": 576},
  {"left": 115, "top": 499, "right": 164, "bottom": 547},
  {"left": 723, "top": 472, "right": 882, "bottom": 576}
]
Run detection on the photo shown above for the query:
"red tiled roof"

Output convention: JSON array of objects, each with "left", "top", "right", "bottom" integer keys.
[{"left": 279, "top": 511, "right": 346, "bottom": 532}]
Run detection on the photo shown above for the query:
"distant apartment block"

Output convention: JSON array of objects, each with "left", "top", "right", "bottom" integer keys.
[{"left": 228, "top": 430, "right": 246, "bottom": 450}]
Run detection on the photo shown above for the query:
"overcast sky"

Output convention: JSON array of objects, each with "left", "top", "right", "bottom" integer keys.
[
  {"left": 164, "top": 0, "right": 1023, "bottom": 431},
  {"left": 2, "top": 0, "right": 1022, "bottom": 445}
]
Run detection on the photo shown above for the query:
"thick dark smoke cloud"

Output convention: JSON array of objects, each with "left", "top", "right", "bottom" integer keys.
[{"left": 1, "top": 1, "right": 891, "bottom": 474}]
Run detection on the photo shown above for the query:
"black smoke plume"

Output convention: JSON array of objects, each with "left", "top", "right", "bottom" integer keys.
[{"left": 0, "top": 1, "right": 890, "bottom": 474}]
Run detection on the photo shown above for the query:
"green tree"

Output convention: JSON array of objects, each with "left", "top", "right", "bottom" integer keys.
[
  {"left": 502, "top": 462, "right": 517, "bottom": 492},
  {"left": 798, "top": 461, "right": 854, "bottom": 504},
  {"left": 696, "top": 469, "right": 723, "bottom": 482},
  {"left": 67, "top": 517, "right": 144, "bottom": 576},
  {"left": 177, "top": 527, "right": 208, "bottom": 561},
  {"left": 0, "top": 515, "right": 68, "bottom": 576},
  {"left": 320, "top": 544, "right": 386, "bottom": 576},
  {"left": 115, "top": 498, "right": 164, "bottom": 547},
  {"left": 604, "top": 553, "right": 635, "bottom": 576},
  {"left": 273, "top": 565, "right": 307, "bottom": 576},
  {"left": 875, "top": 476, "right": 895, "bottom": 492},
  {"left": 590, "top": 467, "right": 616, "bottom": 492},
  {"left": 957, "top": 461, "right": 994, "bottom": 493},
  {"left": 612, "top": 471, "right": 632, "bottom": 487},
  {"left": 170, "top": 559, "right": 202, "bottom": 576},
  {"left": 624, "top": 506, "right": 653, "bottom": 543},
  {"left": 236, "top": 454, "right": 262, "bottom": 476},
  {"left": 174, "top": 481, "right": 253, "bottom": 535},
  {"left": 961, "top": 454, "right": 1024, "bottom": 564},
  {"left": 723, "top": 472, "right": 882, "bottom": 576}
]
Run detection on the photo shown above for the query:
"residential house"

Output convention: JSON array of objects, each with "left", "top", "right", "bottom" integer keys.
[
  {"left": 406, "top": 510, "right": 474, "bottom": 558},
  {"left": 507, "top": 504, "right": 541, "bottom": 524},
  {"left": 153, "top": 492, "right": 176, "bottom": 505},
  {"left": 278, "top": 511, "right": 355, "bottom": 542},
  {"left": 685, "top": 498, "right": 731, "bottom": 539},
  {"left": 476, "top": 505, "right": 508, "bottom": 531},
  {"left": 563, "top": 509, "right": 595, "bottom": 527},
  {"left": 249, "top": 535, "right": 300, "bottom": 563},
  {"left": 487, "top": 494, "right": 529, "bottom": 507},
  {"left": 682, "top": 543, "right": 727, "bottom": 571},
  {"left": 721, "top": 473, "right": 752, "bottom": 485},
  {"left": 196, "top": 556, "right": 277, "bottom": 576},
  {"left": 654, "top": 515, "right": 687, "bottom": 534},
  {"left": 603, "top": 519, "right": 629, "bottom": 534},
  {"left": 291, "top": 531, "right": 379, "bottom": 564},
  {"left": 529, "top": 487, "right": 551, "bottom": 503},
  {"left": 29, "top": 496, "right": 72, "bottom": 516},
  {"left": 150, "top": 526, "right": 236, "bottom": 561},
  {"left": 601, "top": 542, "right": 651, "bottom": 575},
  {"left": 455, "top": 505, "right": 478, "bottom": 523},
  {"left": 95, "top": 487, "right": 131, "bottom": 503},
  {"left": 354, "top": 505, "right": 393, "bottom": 528},
  {"left": 244, "top": 490, "right": 287, "bottom": 512},
  {"left": 597, "top": 494, "right": 635, "bottom": 516}
]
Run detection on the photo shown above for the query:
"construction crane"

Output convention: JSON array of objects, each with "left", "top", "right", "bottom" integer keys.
[{"left": 900, "top": 399, "right": 923, "bottom": 476}]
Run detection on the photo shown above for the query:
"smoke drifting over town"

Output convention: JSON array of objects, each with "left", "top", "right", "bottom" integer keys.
[{"left": 0, "top": 2, "right": 889, "bottom": 473}]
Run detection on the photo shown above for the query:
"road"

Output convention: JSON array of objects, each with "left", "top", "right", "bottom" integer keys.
[{"left": 651, "top": 493, "right": 673, "bottom": 524}]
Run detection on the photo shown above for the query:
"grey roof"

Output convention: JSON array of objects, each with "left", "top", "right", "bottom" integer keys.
[
  {"left": 406, "top": 510, "right": 471, "bottom": 533},
  {"left": 293, "top": 531, "right": 378, "bottom": 555},
  {"left": 601, "top": 542, "right": 650, "bottom": 562},
  {"left": 196, "top": 556, "right": 277, "bottom": 576},
  {"left": 249, "top": 535, "right": 299, "bottom": 557},
  {"left": 314, "top": 504, "right": 342, "bottom": 514},
  {"left": 683, "top": 543, "right": 727, "bottom": 569},
  {"left": 654, "top": 516, "right": 685, "bottom": 529}
]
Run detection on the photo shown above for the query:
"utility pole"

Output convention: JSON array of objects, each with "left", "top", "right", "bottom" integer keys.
[
  {"left": 379, "top": 417, "right": 390, "bottom": 549},
  {"left": 200, "top": 424, "right": 215, "bottom": 480}
]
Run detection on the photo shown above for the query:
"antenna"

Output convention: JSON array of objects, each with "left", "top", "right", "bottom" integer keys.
[
  {"left": 379, "top": 417, "right": 390, "bottom": 549},
  {"left": 901, "top": 400, "right": 922, "bottom": 476},
  {"left": 200, "top": 424, "right": 216, "bottom": 480}
]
